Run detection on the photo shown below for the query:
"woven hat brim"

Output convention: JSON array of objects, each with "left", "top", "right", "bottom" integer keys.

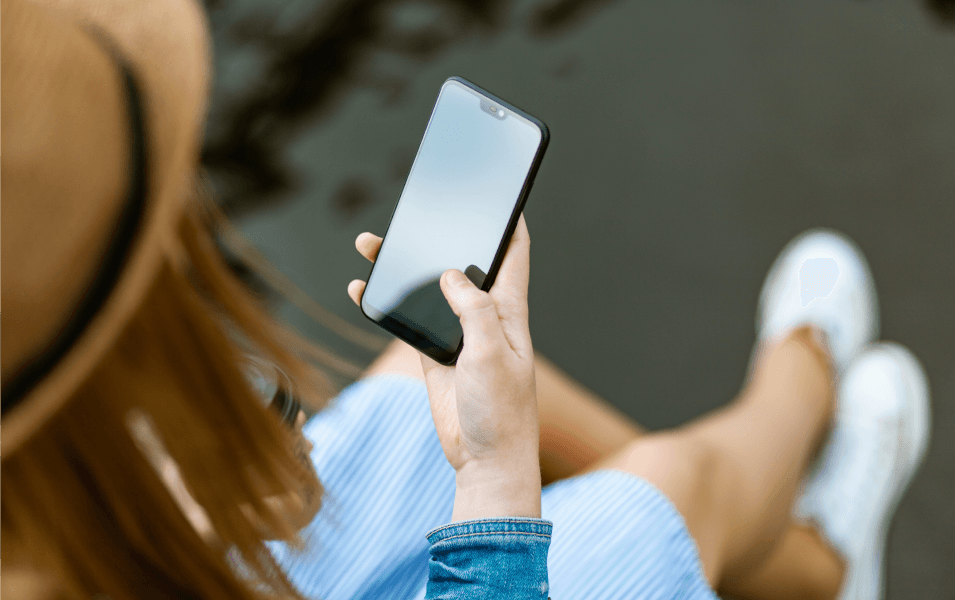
[
  {"left": 1, "top": 0, "right": 209, "bottom": 456},
  {"left": 1, "top": 152, "right": 194, "bottom": 458}
]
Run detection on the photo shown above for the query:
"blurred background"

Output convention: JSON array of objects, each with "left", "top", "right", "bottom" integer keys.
[{"left": 199, "top": 0, "right": 954, "bottom": 597}]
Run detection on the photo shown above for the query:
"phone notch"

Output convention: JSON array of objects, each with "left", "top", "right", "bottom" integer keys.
[{"left": 480, "top": 99, "right": 508, "bottom": 121}]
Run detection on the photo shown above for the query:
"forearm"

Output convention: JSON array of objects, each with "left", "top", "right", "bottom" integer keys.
[{"left": 452, "top": 457, "right": 542, "bottom": 521}]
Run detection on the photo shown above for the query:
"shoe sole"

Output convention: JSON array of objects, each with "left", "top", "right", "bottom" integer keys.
[{"left": 851, "top": 342, "right": 931, "bottom": 600}]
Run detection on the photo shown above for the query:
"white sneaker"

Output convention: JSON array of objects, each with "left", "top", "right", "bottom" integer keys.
[
  {"left": 794, "top": 343, "right": 932, "bottom": 600},
  {"left": 753, "top": 228, "right": 880, "bottom": 377}
]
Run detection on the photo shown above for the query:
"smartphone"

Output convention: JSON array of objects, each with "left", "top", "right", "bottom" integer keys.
[{"left": 360, "top": 76, "right": 549, "bottom": 365}]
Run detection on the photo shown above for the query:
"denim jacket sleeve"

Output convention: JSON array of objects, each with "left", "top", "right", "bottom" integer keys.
[{"left": 424, "top": 517, "right": 553, "bottom": 600}]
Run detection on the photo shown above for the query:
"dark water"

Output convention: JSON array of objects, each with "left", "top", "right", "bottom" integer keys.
[{"left": 202, "top": 0, "right": 955, "bottom": 596}]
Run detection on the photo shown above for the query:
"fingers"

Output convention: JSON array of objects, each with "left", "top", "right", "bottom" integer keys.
[
  {"left": 488, "top": 212, "right": 530, "bottom": 311},
  {"left": 350, "top": 231, "right": 380, "bottom": 306},
  {"left": 352, "top": 216, "right": 528, "bottom": 301},
  {"left": 440, "top": 269, "right": 509, "bottom": 356},
  {"left": 355, "top": 232, "right": 382, "bottom": 263},
  {"left": 350, "top": 213, "right": 530, "bottom": 343},
  {"left": 347, "top": 279, "right": 366, "bottom": 307}
]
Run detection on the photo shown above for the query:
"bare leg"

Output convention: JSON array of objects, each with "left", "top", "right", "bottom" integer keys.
[
  {"left": 361, "top": 341, "right": 644, "bottom": 485},
  {"left": 534, "top": 354, "right": 646, "bottom": 484},
  {"left": 360, "top": 334, "right": 845, "bottom": 599},
  {"left": 585, "top": 326, "right": 845, "bottom": 595},
  {"left": 723, "top": 523, "right": 845, "bottom": 600}
]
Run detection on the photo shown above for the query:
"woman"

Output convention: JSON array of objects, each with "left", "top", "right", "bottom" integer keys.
[{"left": 1, "top": 0, "right": 932, "bottom": 599}]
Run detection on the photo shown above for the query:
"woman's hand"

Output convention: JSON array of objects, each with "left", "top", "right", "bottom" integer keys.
[{"left": 348, "top": 214, "right": 541, "bottom": 520}]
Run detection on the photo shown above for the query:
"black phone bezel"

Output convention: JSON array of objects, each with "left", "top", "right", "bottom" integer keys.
[{"left": 359, "top": 75, "right": 550, "bottom": 366}]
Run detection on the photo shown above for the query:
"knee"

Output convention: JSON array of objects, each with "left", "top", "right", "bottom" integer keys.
[
  {"left": 608, "top": 434, "right": 722, "bottom": 500},
  {"left": 604, "top": 434, "right": 733, "bottom": 588},
  {"left": 605, "top": 434, "right": 736, "bottom": 544}
]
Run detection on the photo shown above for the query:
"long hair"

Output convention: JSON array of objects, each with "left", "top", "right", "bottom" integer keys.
[{"left": 1, "top": 178, "right": 352, "bottom": 599}]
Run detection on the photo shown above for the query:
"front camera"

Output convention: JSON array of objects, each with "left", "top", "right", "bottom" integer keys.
[{"left": 489, "top": 105, "right": 497, "bottom": 113}]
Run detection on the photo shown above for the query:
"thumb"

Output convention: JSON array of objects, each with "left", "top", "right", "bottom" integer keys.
[{"left": 440, "top": 269, "right": 508, "bottom": 353}]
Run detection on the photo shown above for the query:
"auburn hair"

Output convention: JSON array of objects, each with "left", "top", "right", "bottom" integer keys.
[{"left": 1, "top": 178, "right": 358, "bottom": 599}]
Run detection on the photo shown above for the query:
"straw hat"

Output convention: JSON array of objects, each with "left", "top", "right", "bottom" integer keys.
[{"left": 1, "top": 0, "right": 212, "bottom": 455}]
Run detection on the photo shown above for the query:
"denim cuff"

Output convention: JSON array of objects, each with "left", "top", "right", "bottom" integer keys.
[{"left": 425, "top": 518, "right": 553, "bottom": 600}]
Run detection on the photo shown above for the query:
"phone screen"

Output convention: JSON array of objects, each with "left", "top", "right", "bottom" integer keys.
[{"left": 361, "top": 77, "right": 547, "bottom": 365}]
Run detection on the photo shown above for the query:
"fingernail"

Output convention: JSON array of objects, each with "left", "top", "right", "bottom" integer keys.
[{"left": 445, "top": 270, "right": 466, "bottom": 285}]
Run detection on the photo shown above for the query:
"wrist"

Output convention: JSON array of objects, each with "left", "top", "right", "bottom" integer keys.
[{"left": 452, "top": 456, "right": 542, "bottom": 521}]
